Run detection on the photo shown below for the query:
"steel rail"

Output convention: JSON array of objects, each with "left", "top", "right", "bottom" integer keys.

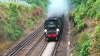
[
  {"left": 52, "top": 15, "right": 66, "bottom": 56},
  {"left": 52, "top": 41, "right": 60, "bottom": 56},
  {"left": 5, "top": 24, "right": 44, "bottom": 56},
  {"left": 38, "top": 42, "right": 48, "bottom": 56},
  {"left": 24, "top": 33, "right": 45, "bottom": 56}
]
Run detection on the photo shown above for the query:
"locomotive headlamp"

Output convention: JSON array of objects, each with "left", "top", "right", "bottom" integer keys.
[
  {"left": 56, "top": 28, "right": 59, "bottom": 32},
  {"left": 44, "top": 29, "right": 47, "bottom": 32},
  {"left": 56, "top": 28, "right": 59, "bottom": 34}
]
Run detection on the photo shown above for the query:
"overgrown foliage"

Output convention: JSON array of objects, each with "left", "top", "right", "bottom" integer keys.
[
  {"left": 0, "top": 0, "right": 47, "bottom": 52},
  {"left": 89, "top": 25, "right": 100, "bottom": 56},
  {"left": 22, "top": 0, "right": 48, "bottom": 11},
  {"left": 71, "top": 0, "right": 100, "bottom": 56},
  {"left": 0, "top": 2, "right": 33, "bottom": 41},
  {"left": 0, "top": 2, "right": 36, "bottom": 51},
  {"left": 71, "top": 0, "right": 100, "bottom": 20}
]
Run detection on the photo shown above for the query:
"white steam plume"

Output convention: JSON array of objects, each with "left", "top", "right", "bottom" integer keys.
[{"left": 47, "top": 0, "right": 67, "bottom": 18}]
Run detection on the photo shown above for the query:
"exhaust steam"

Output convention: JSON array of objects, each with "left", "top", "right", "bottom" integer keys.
[{"left": 47, "top": 0, "right": 68, "bottom": 18}]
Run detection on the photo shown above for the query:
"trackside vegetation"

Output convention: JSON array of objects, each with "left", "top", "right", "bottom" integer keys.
[
  {"left": 0, "top": 0, "right": 47, "bottom": 53},
  {"left": 22, "top": 0, "right": 48, "bottom": 12},
  {"left": 70, "top": 0, "right": 100, "bottom": 56}
]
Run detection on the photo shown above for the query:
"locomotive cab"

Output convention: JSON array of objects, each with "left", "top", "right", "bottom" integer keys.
[{"left": 44, "top": 17, "right": 60, "bottom": 41}]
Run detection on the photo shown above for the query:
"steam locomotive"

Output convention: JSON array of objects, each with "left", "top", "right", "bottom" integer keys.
[{"left": 44, "top": 15, "right": 64, "bottom": 41}]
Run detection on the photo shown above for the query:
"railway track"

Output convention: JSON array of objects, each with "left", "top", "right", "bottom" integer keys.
[
  {"left": 24, "top": 34, "right": 48, "bottom": 56},
  {"left": 4, "top": 23, "right": 61, "bottom": 56},
  {"left": 5, "top": 24, "right": 44, "bottom": 56},
  {"left": 52, "top": 40, "right": 60, "bottom": 56},
  {"left": 39, "top": 15, "right": 66, "bottom": 56},
  {"left": 4, "top": 15, "right": 67, "bottom": 56},
  {"left": 39, "top": 41, "right": 60, "bottom": 56},
  {"left": 38, "top": 42, "right": 48, "bottom": 56},
  {"left": 38, "top": 39, "right": 61, "bottom": 56},
  {"left": 52, "top": 14, "right": 66, "bottom": 56},
  {"left": 24, "top": 34, "right": 44, "bottom": 56}
]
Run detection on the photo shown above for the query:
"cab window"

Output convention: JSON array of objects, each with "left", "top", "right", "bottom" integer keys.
[{"left": 46, "top": 20, "right": 57, "bottom": 30}]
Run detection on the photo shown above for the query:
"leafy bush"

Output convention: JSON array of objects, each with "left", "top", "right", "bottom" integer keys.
[
  {"left": 87, "top": 9, "right": 96, "bottom": 19},
  {"left": 4, "top": 23, "right": 23, "bottom": 42},
  {"left": 74, "top": 32, "right": 90, "bottom": 56},
  {"left": 9, "top": 2, "right": 19, "bottom": 18},
  {"left": 96, "top": 12, "right": 100, "bottom": 21},
  {"left": 78, "top": 32, "right": 89, "bottom": 45},
  {"left": 75, "top": 31, "right": 89, "bottom": 52},
  {"left": 0, "top": 1, "right": 45, "bottom": 51},
  {"left": 4, "top": 24, "right": 14, "bottom": 40},
  {"left": 23, "top": 0, "right": 48, "bottom": 12},
  {"left": 0, "top": 25, "right": 5, "bottom": 40},
  {"left": 77, "top": 21, "right": 84, "bottom": 31},
  {"left": 71, "top": 3, "right": 86, "bottom": 32},
  {"left": 0, "top": 2, "right": 33, "bottom": 42},
  {"left": 94, "top": 0, "right": 100, "bottom": 20},
  {"left": 17, "top": 4, "right": 25, "bottom": 12},
  {"left": 95, "top": 25, "right": 100, "bottom": 33},
  {"left": 71, "top": 0, "right": 100, "bottom": 56},
  {"left": 95, "top": 25, "right": 100, "bottom": 40},
  {"left": 72, "top": 0, "right": 99, "bottom": 20},
  {"left": 79, "top": 41, "right": 90, "bottom": 56},
  {"left": 31, "top": 4, "right": 38, "bottom": 9},
  {"left": 86, "top": 0, "right": 95, "bottom": 7},
  {"left": 24, "top": 18, "right": 35, "bottom": 28},
  {"left": 71, "top": 0, "right": 81, "bottom": 6}
]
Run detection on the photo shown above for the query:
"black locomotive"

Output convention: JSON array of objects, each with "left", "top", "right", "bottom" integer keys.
[{"left": 44, "top": 15, "right": 64, "bottom": 41}]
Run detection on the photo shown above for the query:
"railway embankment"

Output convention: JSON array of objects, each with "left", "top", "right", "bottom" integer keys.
[
  {"left": 0, "top": 2, "right": 45, "bottom": 55},
  {"left": 70, "top": 0, "right": 100, "bottom": 56}
]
